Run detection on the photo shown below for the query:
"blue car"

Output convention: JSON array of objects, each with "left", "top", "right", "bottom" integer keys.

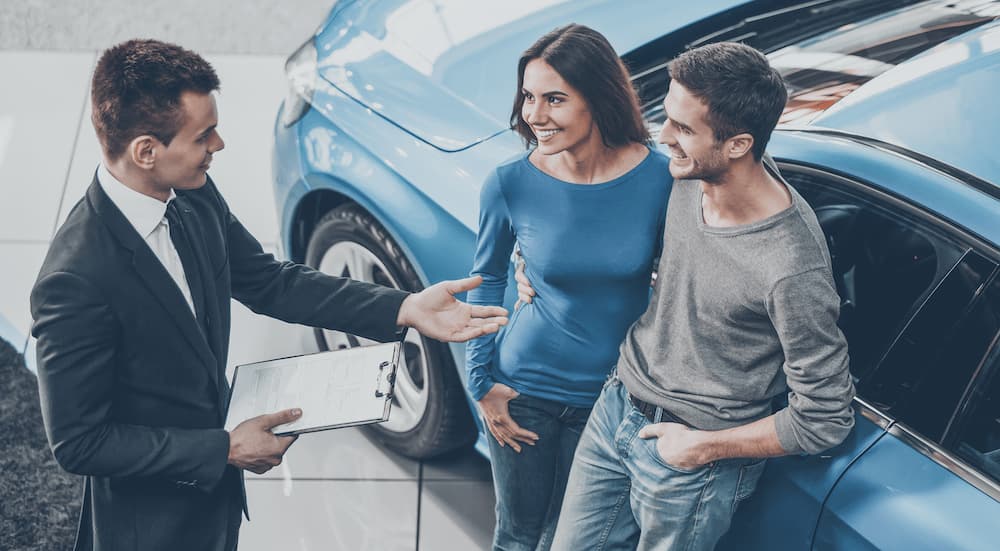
[{"left": 273, "top": 0, "right": 1000, "bottom": 547}]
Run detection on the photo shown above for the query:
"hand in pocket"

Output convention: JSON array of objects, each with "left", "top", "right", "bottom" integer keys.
[
  {"left": 478, "top": 383, "right": 539, "bottom": 453},
  {"left": 638, "top": 422, "right": 708, "bottom": 471}
]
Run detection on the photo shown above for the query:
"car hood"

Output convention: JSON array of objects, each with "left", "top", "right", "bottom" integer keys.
[
  {"left": 813, "top": 18, "right": 1000, "bottom": 185},
  {"left": 314, "top": 0, "right": 754, "bottom": 152}
]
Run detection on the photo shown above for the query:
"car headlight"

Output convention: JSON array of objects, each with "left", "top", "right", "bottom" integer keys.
[{"left": 281, "top": 39, "right": 318, "bottom": 127}]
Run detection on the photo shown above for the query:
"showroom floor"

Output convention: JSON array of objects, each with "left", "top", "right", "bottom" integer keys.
[{"left": 0, "top": 6, "right": 497, "bottom": 549}]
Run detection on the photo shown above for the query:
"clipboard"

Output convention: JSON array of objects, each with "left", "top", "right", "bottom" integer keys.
[{"left": 224, "top": 342, "right": 401, "bottom": 436}]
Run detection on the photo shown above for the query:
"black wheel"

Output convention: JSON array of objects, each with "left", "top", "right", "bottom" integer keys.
[{"left": 304, "top": 204, "right": 475, "bottom": 458}]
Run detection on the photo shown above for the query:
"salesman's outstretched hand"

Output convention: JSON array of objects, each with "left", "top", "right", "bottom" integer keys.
[{"left": 396, "top": 276, "right": 508, "bottom": 342}]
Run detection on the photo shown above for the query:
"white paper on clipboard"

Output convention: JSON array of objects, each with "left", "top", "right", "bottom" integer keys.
[{"left": 224, "top": 342, "right": 401, "bottom": 436}]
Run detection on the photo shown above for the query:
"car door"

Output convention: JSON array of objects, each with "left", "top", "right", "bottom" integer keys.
[
  {"left": 719, "top": 160, "right": 980, "bottom": 550},
  {"left": 764, "top": 136, "right": 1000, "bottom": 550},
  {"left": 813, "top": 267, "right": 1000, "bottom": 550}
]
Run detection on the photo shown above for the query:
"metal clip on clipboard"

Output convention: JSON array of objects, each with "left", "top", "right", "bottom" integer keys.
[{"left": 375, "top": 360, "right": 395, "bottom": 398}]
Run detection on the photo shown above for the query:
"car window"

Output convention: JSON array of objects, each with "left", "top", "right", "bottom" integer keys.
[
  {"left": 948, "top": 275, "right": 1000, "bottom": 484},
  {"left": 782, "top": 167, "right": 966, "bottom": 378},
  {"left": 784, "top": 166, "right": 1000, "bottom": 441},
  {"left": 864, "top": 250, "right": 997, "bottom": 440}
]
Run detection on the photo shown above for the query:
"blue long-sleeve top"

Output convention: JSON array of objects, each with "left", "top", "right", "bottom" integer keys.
[{"left": 466, "top": 148, "right": 672, "bottom": 407}]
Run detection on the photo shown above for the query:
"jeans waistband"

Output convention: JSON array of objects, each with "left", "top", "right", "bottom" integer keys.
[{"left": 628, "top": 392, "right": 691, "bottom": 427}]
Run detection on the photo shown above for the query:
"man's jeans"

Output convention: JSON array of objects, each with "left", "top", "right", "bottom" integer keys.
[
  {"left": 550, "top": 374, "right": 766, "bottom": 551},
  {"left": 487, "top": 393, "right": 592, "bottom": 551}
]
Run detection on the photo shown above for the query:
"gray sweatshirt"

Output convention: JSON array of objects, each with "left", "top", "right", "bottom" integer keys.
[{"left": 617, "top": 165, "right": 855, "bottom": 455}]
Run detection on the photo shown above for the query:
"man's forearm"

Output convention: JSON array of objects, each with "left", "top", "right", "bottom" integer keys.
[{"left": 695, "top": 415, "right": 787, "bottom": 463}]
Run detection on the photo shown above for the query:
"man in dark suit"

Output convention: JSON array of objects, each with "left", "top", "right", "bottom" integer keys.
[{"left": 30, "top": 39, "right": 507, "bottom": 551}]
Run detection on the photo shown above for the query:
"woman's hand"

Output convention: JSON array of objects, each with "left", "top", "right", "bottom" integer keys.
[
  {"left": 514, "top": 255, "right": 535, "bottom": 309},
  {"left": 478, "top": 383, "right": 539, "bottom": 452}
]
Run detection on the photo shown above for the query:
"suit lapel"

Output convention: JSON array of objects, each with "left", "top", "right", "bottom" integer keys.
[
  {"left": 131, "top": 249, "right": 220, "bottom": 387},
  {"left": 172, "top": 194, "right": 231, "bottom": 409},
  {"left": 87, "top": 180, "right": 220, "bottom": 392}
]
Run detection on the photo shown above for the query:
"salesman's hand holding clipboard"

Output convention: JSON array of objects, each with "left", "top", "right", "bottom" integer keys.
[{"left": 225, "top": 342, "right": 402, "bottom": 436}]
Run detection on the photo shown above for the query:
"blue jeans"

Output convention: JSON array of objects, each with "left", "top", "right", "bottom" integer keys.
[
  {"left": 488, "top": 393, "right": 593, "bottom": 551},
  {"left": 550, "top": 374, "right": 766, "bottom": 551}
]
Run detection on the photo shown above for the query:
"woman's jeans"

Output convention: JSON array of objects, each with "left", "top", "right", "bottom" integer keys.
[
  {"left": 550, "top": 374, "right": 767, "bottom": 551},
  {"left": 487, "top": 393, "right": 592, "bottom": 551}
]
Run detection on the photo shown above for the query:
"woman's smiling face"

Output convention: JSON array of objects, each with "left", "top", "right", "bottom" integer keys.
[{"left": 520, "top": 58, "right": 600, "bottom": 156}]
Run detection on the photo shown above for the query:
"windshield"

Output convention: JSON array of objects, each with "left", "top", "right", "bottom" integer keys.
[
  {"left": 637, "top": 0, "right": 1000, "bottom": 126},
  {"left": 774, "top": 0, "right": 1000, "bottom": 123}
]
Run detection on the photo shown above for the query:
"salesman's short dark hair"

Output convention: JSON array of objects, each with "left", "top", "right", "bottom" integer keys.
[{"left": 91, "top": 39, "right": 220, "bottom": 159}]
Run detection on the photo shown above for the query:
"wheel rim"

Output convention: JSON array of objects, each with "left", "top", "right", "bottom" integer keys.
[{"left": 317, "top": 241, "right": 429, "bottom": 432}]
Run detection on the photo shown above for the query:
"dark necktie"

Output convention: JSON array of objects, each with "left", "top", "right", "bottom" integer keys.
[{"left": 164, "top": 199, "right": 207, "bottom": 333}]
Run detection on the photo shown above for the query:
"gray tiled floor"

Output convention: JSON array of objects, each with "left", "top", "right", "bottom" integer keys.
[
  {"left": 243, "top": 479, "right": 420, "bottom": 550},
  {"left": 0, "top": 5, "right": 497, "bottom": 548}
]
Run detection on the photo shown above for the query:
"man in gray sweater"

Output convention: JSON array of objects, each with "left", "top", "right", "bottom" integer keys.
[{"left": 517, "top": 43, "right": 855, "bottom": 550}]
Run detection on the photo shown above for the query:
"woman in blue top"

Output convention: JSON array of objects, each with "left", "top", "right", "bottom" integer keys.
[{"left": 465, "top": 24, "right": 672, "bottom": 551}]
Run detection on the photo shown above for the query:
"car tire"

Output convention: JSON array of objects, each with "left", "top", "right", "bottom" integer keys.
[{"left": 304, "top": 204, "right": 475, "bottom": 459}]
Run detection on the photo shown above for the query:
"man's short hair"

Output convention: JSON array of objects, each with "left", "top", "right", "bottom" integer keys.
[
  {"left": 668, "top": 42, "right": 787, "bottom": 161},
  {"left": 91, "top": 39, "right": 220, "bottom": 160}
]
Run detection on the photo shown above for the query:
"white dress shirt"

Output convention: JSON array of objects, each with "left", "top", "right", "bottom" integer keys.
[{"left": 97, "top": 164, "right": 196, "bottom": 315}]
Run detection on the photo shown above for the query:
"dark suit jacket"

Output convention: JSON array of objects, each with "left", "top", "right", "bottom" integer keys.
[{"left": 30, "top": 175, "right": 408, "bottom": 551}]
